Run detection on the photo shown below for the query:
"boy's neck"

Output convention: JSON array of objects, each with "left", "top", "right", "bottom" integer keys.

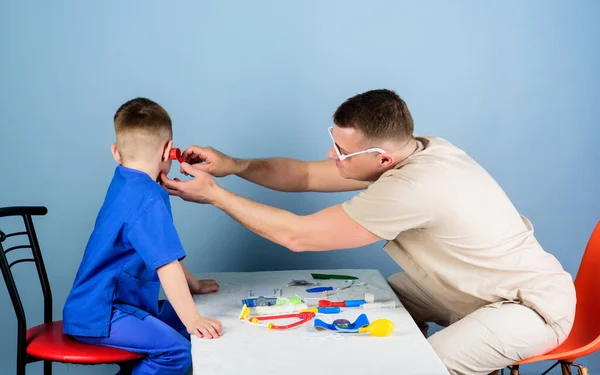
[{"left": 121, "top": 161, "right": 160, "bottom": 182}]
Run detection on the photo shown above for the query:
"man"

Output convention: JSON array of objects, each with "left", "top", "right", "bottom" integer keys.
[{"left": 161, "top": 89, "right": 576, "bottom": 375}]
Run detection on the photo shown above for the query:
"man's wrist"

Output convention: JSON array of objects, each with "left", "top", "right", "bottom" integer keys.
[
  {"left": 233, "top": 158, "right": 249, "bottom": 176},
  {"left": 211, "top": 186, "right": 233, "bottom": 210}
]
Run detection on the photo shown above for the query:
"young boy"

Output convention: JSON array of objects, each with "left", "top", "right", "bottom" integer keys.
[{"left": 63, "top": 97, "right": 222, "bottom": 375}]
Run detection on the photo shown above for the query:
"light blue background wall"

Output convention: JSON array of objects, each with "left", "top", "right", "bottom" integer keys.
[{"left": 1, "top": 1, "right": 599, "bottom": 374}]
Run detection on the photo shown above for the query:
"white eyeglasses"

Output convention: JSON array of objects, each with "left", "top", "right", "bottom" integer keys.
[{"left": 328, "top": 126, "right": 386, "bottom": 161}]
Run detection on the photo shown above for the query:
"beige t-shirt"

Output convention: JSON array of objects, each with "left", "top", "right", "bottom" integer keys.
[{"left": 342, "top": 136, "right": 576, "bottom": 325}]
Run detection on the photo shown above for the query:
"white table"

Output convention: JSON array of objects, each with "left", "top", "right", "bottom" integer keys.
[{"left": 192, "top": 269, "right": 449, "bottom": 375}]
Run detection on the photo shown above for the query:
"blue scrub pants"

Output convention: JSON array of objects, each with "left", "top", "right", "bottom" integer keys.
[{"left": 73, "top": 300, "right": 191, "bottom": 375}]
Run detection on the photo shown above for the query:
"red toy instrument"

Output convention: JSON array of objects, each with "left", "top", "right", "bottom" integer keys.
[
  {"left": 250, "top": 311, "right": 316, "bottom": 330},
  {"left": 169, "top": 148, "right": 184, "bottom": 163}
]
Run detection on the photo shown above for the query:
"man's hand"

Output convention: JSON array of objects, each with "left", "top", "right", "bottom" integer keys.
[
  {"left": 190, "top": 279, "right": 219, "bottom": 295},
  {"left": 181, "top": 146, "right": 242, "bottom": 178},
  {"left": 187, "top": 315, "right": 223, "bottom": 339},
  {"left": 160, "top": 163, "right": 223, "bottom": 204}
]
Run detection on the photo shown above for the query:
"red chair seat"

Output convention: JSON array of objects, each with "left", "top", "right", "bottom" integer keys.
[{"left": 26, "top": 321, "right": 144, "bottom": 364}]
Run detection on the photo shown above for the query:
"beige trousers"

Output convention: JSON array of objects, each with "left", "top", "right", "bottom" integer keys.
[{"left": 388, "top": 272, "right": 573, "bottom": 375}]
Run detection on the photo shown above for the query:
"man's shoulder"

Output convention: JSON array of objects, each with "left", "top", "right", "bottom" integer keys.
[
  {"left": 403, "top": 135, "right": 476, "bottom": 172},
  {"left": 371, "top": 135, "right": 476, "bottom": 193},
  {"left": 415, "top": 135, "right": 465, "bottom": 154}
]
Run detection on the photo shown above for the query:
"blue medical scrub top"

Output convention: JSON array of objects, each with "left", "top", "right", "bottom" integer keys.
[{"left": 63, "top": 165, "right": 186, "bottom": 337}]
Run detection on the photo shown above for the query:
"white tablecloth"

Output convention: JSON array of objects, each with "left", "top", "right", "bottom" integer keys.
[{"left": 192, "top": 269, "right": 448, "bottom": 375}]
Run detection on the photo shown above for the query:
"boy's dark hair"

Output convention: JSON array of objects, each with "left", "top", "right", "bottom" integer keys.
[
  {"left": 113, "top": 97, "right": 172, "bottom": 139},
  {"left": 333, "top": 89, "right": 414, "bottom": 141}
]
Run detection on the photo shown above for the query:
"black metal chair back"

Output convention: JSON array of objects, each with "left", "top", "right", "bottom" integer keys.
[{"left": 0, "top": 206, "right": 52, "bottom": 375}]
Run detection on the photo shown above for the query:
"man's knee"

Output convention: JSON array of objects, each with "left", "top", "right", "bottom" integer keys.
[
  {"left": 428, "top": 334, "right": 465, "bottom": 375},
  {"left": 430, "top": 332, "right": 505, "bottom": 375},
  {"left": 426, "top": 304, "right": 558, "bottom": 375},
  {"left": 387, "top": 272, "right": 409, "bottom": 293},
  {"left": 426, "top": 313, "right": 506, "bottom": 375},
  {"left": 387, "top": 272, "right": 450, "bottom": 334},
  {"left": 387, "top": 272, "right": 417, "bottom": 309}
]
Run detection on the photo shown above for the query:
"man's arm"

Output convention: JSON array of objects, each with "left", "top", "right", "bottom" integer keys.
[
  {"left": 214, "top": 189, "right": 381, "bottom": 251},
  {"left": 237, "top": 158, "right": 369, "bottom": 193},
  {"left": 161, "top": 167, "right": 382, "bottom": 252},
  {"left": 180, "top": 146, "right": 368, "bottom": 193}
]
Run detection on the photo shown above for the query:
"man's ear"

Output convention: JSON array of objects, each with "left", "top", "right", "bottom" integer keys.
[
  {"left": 378, "top": 153, "right": 395, "bottom": 168},
  {"left": 111, "top": 144, "right": 122, "bottom": 164},
  {"left": 162, "top": 140, "right": 174, "bottom": 162}
]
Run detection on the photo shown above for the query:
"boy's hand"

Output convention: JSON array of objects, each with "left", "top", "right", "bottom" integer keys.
[
  {"left": 187, "top": 315, "right": 223, "bottom": 339},
  {"left": 190, "top": 279, "right": 219, "bottom": 295}
]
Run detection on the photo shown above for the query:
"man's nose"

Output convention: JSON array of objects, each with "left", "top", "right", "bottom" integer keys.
[{"left": 327, "top": 146, "right": 338, "bottom": 161}]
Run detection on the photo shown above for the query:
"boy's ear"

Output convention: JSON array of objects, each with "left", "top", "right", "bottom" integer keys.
[
  {"left": 111, "top": 144, "right": 122, "bottom": 164},
  {"left": 162, "top": 140, "right": 174, "bottom": 162}
]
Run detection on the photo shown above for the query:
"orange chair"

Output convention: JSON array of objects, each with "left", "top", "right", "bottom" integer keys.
[{"left": 508, "top": 221, "right": 600, "bottom": 375}]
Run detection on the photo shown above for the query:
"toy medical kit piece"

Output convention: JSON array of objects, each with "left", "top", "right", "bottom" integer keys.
[
  {"left": 294, "top": 293, "right": 329, "bottom": 303},
  {"left": 318, "top": 299, "right": 366, "bottom": 308},
  {"left": 169, "top": 148, "right": 184, "bottom": 163},
  {"left": 169, "top": 147, "right": 195, "bottom": 177},
  {"left": 340, "top": 279, "right": 365, "bottom": 289},
  {"left": 240, "top": 297, "right": 309, "bottom": 316},
  {"left": 311, "top": 273, "right": 358, "bottom": 280},
  {"left": 314, "top": 314, "right": 370, "bottom": 333},
  {"left": 306, "top": 286, "right": 333, "bottom": 293},
  {"left": 308, "top": 280, "right": 366, "bottom": 295},
  {"left": 254, "top": 301, "right": 308, "bottom": 315},
  {"left": 302, "top": 307, "right": 341, "bottom": 314},
  {"left": 241, "top": 297, "right": 279, "bottom": 307},
  {"left": 239, "top": 304, "right": 250, "bottom": 320},
  {"left": 358, "top": 319, "right": 395, "bottom": 337},
  {"left": 364, "top": 292, "right": 375, "bottom": 303},
  {"left": 248, "top": 288, "right": 282, "bottom": 298},
  {"left": 322, "top": 279, "right": 366, "bottom": 296},
  {"left": 286, "top": 279, "right": 318, "bottom": 286},
  {"left": 251, "top": 311, "right": 316, "bottom": 330},
  {"left": 314, "top": 314, "right": 395, "bottom": 337},
  {"left": 362, "top": 301, "right": 396, "bottom": 310}
]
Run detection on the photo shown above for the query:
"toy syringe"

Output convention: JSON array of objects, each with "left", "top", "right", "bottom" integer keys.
[{"left": 362, "top": 301, "right": 396, "bottom": 309}]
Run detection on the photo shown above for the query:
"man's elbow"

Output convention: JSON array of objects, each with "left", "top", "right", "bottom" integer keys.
[
  {"left": 277, "top": 218, "right": 323, "bottom": 252},
  {"left": 282, "top": 235, "right": 311, "bottom": 253}
]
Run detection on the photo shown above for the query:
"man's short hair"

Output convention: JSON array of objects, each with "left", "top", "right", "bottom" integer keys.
[{"left": 333, "top": 89, "right": 414, "bottom": 141}]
